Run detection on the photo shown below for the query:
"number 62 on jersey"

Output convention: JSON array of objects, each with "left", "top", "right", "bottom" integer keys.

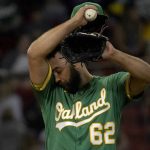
[{"left": 90, "top": 122, "right": 115, "bottom": 145}]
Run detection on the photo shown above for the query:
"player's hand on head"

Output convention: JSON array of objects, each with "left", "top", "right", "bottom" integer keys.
[
  {"left": 72, "top": 5, "right": 97, "bottom": 27},
  {"left": 102, "top": 41, "right": 116, "bottom": 59}
]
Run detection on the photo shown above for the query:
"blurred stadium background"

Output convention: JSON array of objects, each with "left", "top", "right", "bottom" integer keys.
[{"left": 0, "top": 0, "right": 150, "bottom": 150}]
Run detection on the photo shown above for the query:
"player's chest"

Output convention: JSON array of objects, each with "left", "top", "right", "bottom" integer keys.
[
  {"left": 48, "top": 88, "right": 116, "bottom": 149},
  {"left": 53, "top": 88, "right": 114, "bottom": 131}
]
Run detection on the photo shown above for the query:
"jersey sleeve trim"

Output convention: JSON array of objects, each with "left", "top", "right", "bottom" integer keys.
[
  {"left": 32, "top": 63, "right": 52, "bottom": 91},
  {"left": 125, "top": 73, "right": 132, "bottom": 100}
]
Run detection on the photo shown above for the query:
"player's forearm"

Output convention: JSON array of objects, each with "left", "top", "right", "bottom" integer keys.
[
  {"left": 110, "top": 49, "right": 150, "bottom": 83},
  {"left": 27, "top": 18, "right": 80, "bottom": 59}
]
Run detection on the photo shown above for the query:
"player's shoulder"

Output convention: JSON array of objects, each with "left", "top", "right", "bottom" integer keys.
[
  {"left": 94, "top": 72, "right": 129, "bottom": 85},
  {"left": 101, "top": 72, "right": 128, "bottom": 79}
]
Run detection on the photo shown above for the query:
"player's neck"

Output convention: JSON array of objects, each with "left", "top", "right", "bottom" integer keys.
[{"left": 79, "top": 70, "right": 93, "bottom": 88}]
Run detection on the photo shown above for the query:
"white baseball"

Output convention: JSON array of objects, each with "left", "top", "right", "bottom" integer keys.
[{"left": 84, "top": 9, "right": 97, "bottom": 21}]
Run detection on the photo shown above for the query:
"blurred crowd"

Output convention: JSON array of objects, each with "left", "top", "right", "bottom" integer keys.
[{"left": 0, "top": 0, "right": 150, "bottom": 150}]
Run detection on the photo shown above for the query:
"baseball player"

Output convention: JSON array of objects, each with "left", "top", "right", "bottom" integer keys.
[{"left": 27, "top": 2, "right": 150, "bottom": 150}]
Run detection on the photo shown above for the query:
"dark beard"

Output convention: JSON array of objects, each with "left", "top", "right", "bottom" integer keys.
[{"left": 58, "top": 65, "right": 81, "bottom": 94}]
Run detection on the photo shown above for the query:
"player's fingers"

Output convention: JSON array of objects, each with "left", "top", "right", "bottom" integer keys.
[
  {"left": 83, "top": 5, "right": 98, "bottom": 11},
  {"left": 72, "top": 5, "right": 98, "bottom": 27},
  {"left": 77, "top": 4, "right": 97, "bottom": 14}
]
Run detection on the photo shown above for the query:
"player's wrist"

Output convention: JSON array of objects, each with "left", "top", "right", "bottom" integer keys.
[
  {"left": 102, "top": 41, "right": 116, "bottom": 60},
  {"left": 68, "top": 17, "right": 82, "bottom": 29},
  {"left": 108, "top": 48, "right": 123, "bottom": 62},
  {"left": 70, "top": 14, "right": 87, "bottom": 28}
]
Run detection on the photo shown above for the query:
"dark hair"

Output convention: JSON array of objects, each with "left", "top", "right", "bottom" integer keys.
[{"left": 47, "top": 44, "right": 62, "bottom": 59}]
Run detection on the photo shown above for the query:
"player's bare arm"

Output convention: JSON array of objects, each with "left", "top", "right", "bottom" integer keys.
[
  {"left": 27, "top": 5, "right": 97, "bottom": 85},
  {"left": 102, "top": 41, "right": 150, "bottom": 97}
]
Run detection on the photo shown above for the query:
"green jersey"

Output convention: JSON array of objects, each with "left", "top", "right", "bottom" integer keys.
[{"left": 33, "top": 72, "right": 130, "bottom": 150}]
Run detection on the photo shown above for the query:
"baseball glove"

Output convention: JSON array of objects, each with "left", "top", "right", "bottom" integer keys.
[{"left": 61, "top": 32, "right": 108, "bottom": 63}]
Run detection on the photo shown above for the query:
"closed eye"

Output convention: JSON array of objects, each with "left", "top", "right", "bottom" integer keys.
[{"left": 53, "top": 67, "right": 63, "bottom": 74}]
